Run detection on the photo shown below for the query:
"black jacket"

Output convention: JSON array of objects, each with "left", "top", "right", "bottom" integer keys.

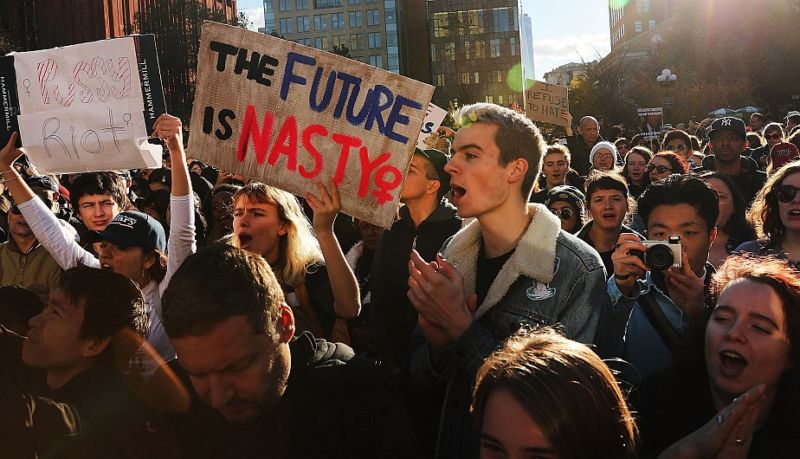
[
  {"left": 368, "top": 201, "right": 461, "bottom": 373},
  {"left": 566, "top": 135, "right": 604, "bottom": 176},
  {"left": 169, "top": 332, "right": 422, "bottom": 459},
  {"left": 697, "top": 155, "right": 766, "bottom": 205}
]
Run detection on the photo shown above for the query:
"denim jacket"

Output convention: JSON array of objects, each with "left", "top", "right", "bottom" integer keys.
[{"left": 409, "top": 204, "right": 608, "bottom": 459}]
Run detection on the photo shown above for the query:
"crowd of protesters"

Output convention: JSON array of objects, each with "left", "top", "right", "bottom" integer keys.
[{"left": 1, "top": 102, "right": 800, "bottom": 459}]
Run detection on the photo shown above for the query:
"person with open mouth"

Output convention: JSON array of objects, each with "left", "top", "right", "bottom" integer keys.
[
  {"left": 0, "top": 114, "right": 197, "bottom": 374},
  {"left": 621, "top": 146, "right": 653, "bottom": 199},
  {"left": 229, "top": 179, "right": 360, "bottom": 342},
  {"left": 635, "top": 254, "right": 800, "bottom": 458}
]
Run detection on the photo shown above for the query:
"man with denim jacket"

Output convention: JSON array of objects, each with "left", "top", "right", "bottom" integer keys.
[
  {"left": 407, "top": 103, "right": 607, "bottom": 459},
  {"left": 603, "top": 174, "right": 718, "bottom": 384}
]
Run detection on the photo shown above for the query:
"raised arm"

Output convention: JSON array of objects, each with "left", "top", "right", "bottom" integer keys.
[
  {"left": 305, "top": 180, "right": 361, "bottom": 319},
  {"left": 0, "top": 133, "right": 98, "bottom": 270}
]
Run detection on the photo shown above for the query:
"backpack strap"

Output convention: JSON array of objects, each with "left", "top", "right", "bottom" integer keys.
[{"left": 638, "top": 291, "right": 683, "bottom": 352}]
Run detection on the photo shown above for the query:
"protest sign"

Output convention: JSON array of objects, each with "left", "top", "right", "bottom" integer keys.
[
  {"left": 188, "top": 22, "right": 434, "bottom": 228},
  {"left": 637, "top": 107, "right": 663, "bottom": 142},
  {"left": 0, "top": 35, "right": 166, "bottom": 173},
  {"left": 524, "top": 81, "right": 569, "bottom": 127},
  {"left": 417, "top": 102, "right": 447, "bottom": 150}
]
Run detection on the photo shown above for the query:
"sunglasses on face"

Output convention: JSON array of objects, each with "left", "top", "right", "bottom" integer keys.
[
  {"left": 777, "top": 185, "right": 800, "bottom": 203},
  {"left": 647, "top": 164, "right": 673, "bottom": 174},
  {"left": 549, "top": 207, "right": 574, "bottom": 220}
]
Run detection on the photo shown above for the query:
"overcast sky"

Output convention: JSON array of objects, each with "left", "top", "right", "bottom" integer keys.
[{"left": 236, "top": 0, "right": 611, "bottom": 80}]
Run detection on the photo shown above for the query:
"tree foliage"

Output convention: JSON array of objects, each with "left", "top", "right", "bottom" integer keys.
[{"left": 135, "top": 0, "right": 245, "bottom": 123}]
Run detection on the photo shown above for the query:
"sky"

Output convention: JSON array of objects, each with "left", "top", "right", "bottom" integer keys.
[{"left": 236, "top": 0, "right": 611, "bottom": 80}]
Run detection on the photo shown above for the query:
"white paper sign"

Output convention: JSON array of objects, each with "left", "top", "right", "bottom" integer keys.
[{"left": 416, "top": 103, "right": 448, "bottom": 150}]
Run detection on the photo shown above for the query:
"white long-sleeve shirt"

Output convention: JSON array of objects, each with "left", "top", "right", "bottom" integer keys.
[{"left": 19, "top": 194, "right": 197, "bottom": 369}]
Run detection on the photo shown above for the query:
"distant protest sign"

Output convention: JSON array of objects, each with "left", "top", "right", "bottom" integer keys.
[
  {"left": 416, "top": 103, "right": 447, "bottom": 150},
  {"left": 189, "top": 22, "right": 434, "bottom": 228},
  {"left": 0, "top": 35, "right": 166, "bottom": 173},
  {"left": 638, "top": 107, "right": 663, "bottom": 142},
  {"left": 524, "top": 81, "right": 569, "bottom": 127}
]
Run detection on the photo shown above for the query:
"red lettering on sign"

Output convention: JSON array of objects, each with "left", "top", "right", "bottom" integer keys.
[
  {"left": 237, "top": 104, "right": 274, "bottom": 164},
  {"left": 268, "top": 115, "right": 298, "bottom": 171},
  {"left": 331, "top": 133, "right": 361, "bottom": 186},
  {"left": 357, "top": 148, "right": 390, "bottom": 198},
  {"left": 300, "top": 124, "right": 326, "bottom": 179}
]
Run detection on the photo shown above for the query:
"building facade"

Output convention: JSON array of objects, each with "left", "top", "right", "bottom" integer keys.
[
  {"left": 3, "top": 0, "right": 236, "bottom": 50},
  {"left": 520, "top": 13, "right": 535, "bottom": 83},
  {"left": 609, "top": 0, "right": 679, "bottom": 51},
  {"left": 428, "top": 0, "right": 523, "bottom": 108},
  {"left": 263, "top": 0, "right": 401, "bottom": 74},
  {"left": 543, "top": 62, "right": 589, "bottom": 87}
]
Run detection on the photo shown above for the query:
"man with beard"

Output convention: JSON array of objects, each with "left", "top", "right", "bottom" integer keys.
[{"left": 698, "top": 117, "right": 766, "bottom": 205}]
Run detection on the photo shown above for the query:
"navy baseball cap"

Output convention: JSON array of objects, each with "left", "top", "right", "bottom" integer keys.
[
  {"left": 706, "top": 117, "right": 746, "bottom": 140},
  {"left": 414, "top": 147, "right": 451, "bottom": 191},
  {"left": 84, "top": 211, "right": 166, "bottom": 252}
]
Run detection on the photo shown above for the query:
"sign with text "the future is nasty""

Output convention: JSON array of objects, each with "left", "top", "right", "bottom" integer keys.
[
  {"left": 0, "top": 35, "right": 166, "bottom": 173},
  {"left": 189, "top": 22, "right": 434, "bottom": 228}
]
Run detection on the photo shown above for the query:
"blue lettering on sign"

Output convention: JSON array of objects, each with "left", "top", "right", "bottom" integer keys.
[{"left": 280, "top": 51, "right": 423, "bottom": 145}]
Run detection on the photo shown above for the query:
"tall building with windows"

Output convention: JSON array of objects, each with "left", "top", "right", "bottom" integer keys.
[
  {"left": 609, "top": 0, "right": 679, "bottom": 50},
  {"left": 427, "top": 0, "right": 523, "bottom": 108},
  {"left": 263, "top": 0, "right": 402, "bottom": 74},
  {"left": 521, "top": 13, "right": 535, "bottom": 83}
]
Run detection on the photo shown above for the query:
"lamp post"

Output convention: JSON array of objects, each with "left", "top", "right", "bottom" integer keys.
[{"left": 656, "top": 68, "right": 678, "bottom": 124}]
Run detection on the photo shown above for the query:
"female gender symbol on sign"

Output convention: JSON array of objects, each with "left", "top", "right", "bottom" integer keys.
[{"left": 22, "top": 79, "right": 31, "bottom": 97}]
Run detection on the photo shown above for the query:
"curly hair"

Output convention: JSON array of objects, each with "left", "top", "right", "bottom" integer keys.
[
  {"left": 652, "top": 151, "right": 690, "bottom": 174},
  {"left": 747, "top": 162, "right": 800, "bottom": 244}
]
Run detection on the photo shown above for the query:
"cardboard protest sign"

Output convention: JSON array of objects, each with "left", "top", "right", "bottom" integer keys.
[
  {"left": 417, "top": 103, "right": 447, "bottom": 150},
  {"left": 0, "top": 35, "right": 166, "bottom": 173},
  {"left": 637, "top": 107, "right": 663, "bottom": 142},
  {"left": 524, "top": 81, "right": 569, "bottom": 127},
  {"left": 188, "top": 22, "right": 434, "bottom": 228}
]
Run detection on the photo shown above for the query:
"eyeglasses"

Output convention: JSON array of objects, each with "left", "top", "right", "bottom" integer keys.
[
  {"left": 776, "top": 185, "right": 800, "bottom": 203},
  {"left": 766, "top": 133, "right": 782, "bottom": 140},
  {"left": 666, "top": 144, "right": 687, "bottom": 152},
  {"left": 549, "top": 207, "right": 574, "bottom": 220},
  {"left": 647, "top": 164, "right": 673, "bottom": 174}
]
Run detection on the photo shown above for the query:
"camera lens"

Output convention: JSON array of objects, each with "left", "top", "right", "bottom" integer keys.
[{"left": 645, "top": 244, "right": 674, "bottom": 271}]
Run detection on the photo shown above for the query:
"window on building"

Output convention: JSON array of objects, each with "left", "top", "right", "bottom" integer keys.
[
  {"left": 444, "top": 42, "right": 455, "bottom": 61},
  {"left": 349, "top": 11, "right": 362, "bottom": 27},
  {"left": 368, "top": 32, "right": 381, "bottom": 48},
  {"left": 492, "top": 7, "right": 512, "bottom": 33},
  {"left": 433, "top": 13, "right": 449, "bottom": 37},
  {"left": 636, "top": 0, "right": 651, "bottom": 13},
  {"left": 465, "top": 10, "right": 484, "bottom": 34},
  {"left": 490, "top": 70, "right": 502, "bottom": 82},
  {"left": 314, "top": 14, "right": 328, "bottom": 31},
  {"left": 369, "top": 55, "right": 384, "bottom": 68},
  {"left": 350, "top": 33, "right": 363, "bottom": 50},
  {"left": 464, "top": 41, "right": 473, "bottom": 59},
  {"left": 297, "top": 37, "right": 312, "bottom": 46},
  {"left": 332, "top": 35, "right": 346, "bottom": 48},
  {"left": 315, "top": 36, "right": 329, "bottom": 49},
  {"left": 296, "top": 16, "right": 310, "bottom": 32},
  {"left": 461, "top": 73, "right": 470, "bottom": 84},
  {"left": 510, "top": 37, "right": 518, "bottom": 56},
  {"left": 634, "top": 21, "right": 642, "bottom": 33},
  {"left": 332, "top": 12, "right": 344, "bottom": 29},
  {"left": 436, "top": 74, "right": 446, "bottom": 86},
  {"left": 485, "top": 95, "right": 494, "bottom": 104},
  {"left": 279, "top": 17, "right": 292, "bottom": 34},
  {"left": 490, "top": 38, "right": 501, "bottom": 57},
  {"left": 474, "top": 72, "right": 480, "bottom": 84},
  {"left": 348, "top": 0, "right": 360, "bottom": 4},
  {"left": 366, "top": 0, "right": 378, "bottom": 3},
  {"left": 474, "top": 40, "right": 486, "bottom": 59},
  {"left": 295, "top": 0, "right": 309, "bottom": 9},
  {"left": 279, "top": 0, "right": 291, "bottom": 12},
  {"left": 430, "top": 43, "right": 437, "bottom": 62},
  {"left": 649, "top": 19, "right": 656, "bottom": 30},
  {"left": 315, "top": 0, "right": 342, "bottom": 7},
  {"left": 367, "top": 9, "right": 380, "bottom": 26}
]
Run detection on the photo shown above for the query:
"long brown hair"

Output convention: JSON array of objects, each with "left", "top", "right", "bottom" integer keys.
[
  {"left": 748, "top": 162, "right": 800, "bottom": 245},
  {"left": 472, "top": 328, "right": 638, "bottom": 459}
]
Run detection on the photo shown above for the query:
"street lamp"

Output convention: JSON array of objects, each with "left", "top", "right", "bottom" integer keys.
[{"left": 656, "top": 68, "right": 678, "bottom": 124}]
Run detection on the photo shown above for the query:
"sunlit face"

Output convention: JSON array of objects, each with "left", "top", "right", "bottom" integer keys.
[
  {"left": 480, "top": 389, "right": 558, "bottom": 459},
  {"left": 588, "top": 189, "right": 627, "bottom": 232},
  {"left": 705, "top": 178, "right": 734, "bottom": 229},
  {"left": 401, "top": 155, "right": 438, "bottom": 203},
  {"left": 97, "top": 242, "right": 153, "bottom": 287},
  {"left": 626, "top": 152, "right": 648, "bottom": 184},
  {"left": 648, "top": 157, "right": 674, "bottom": 183},
  {"left": 77, "top": 194, "right": 121, "bottom": 231},
  {"left": 542, "top": 153, "right": 569, "bottom": 188},
  {"left": 749, "top": 114, "right": 764, "bottom": 132},
  {"left": 172, "top": 315, "right": 292, "bottom": 424},
  {"left": 445, "top": 122, "right": 523, "bottom": 220},
  {"left": 579, "top": 119, "right": 599, "bottom": 144},
  {"left": 233, "top": 197, "right": 288, "bottom": 264},
  {"left": 705, "top": 279, "right": 792, "bottom": 405},
  {"left": 778, "top": 172, "right": 800, "bottom": 235},
  {"left": 548, "top": 201, "right": 580, "bottom": 234},
  {"left": 646, "top": 203, "right": 714, "bottom": 276},
  {"left": 592, "top": 148, "right": 615, "bottom": 171}
]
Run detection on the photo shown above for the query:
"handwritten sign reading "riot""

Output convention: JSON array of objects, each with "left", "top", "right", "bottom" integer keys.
[{"left": 189, "top": 22, "right": 434, "bottom": 228}]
